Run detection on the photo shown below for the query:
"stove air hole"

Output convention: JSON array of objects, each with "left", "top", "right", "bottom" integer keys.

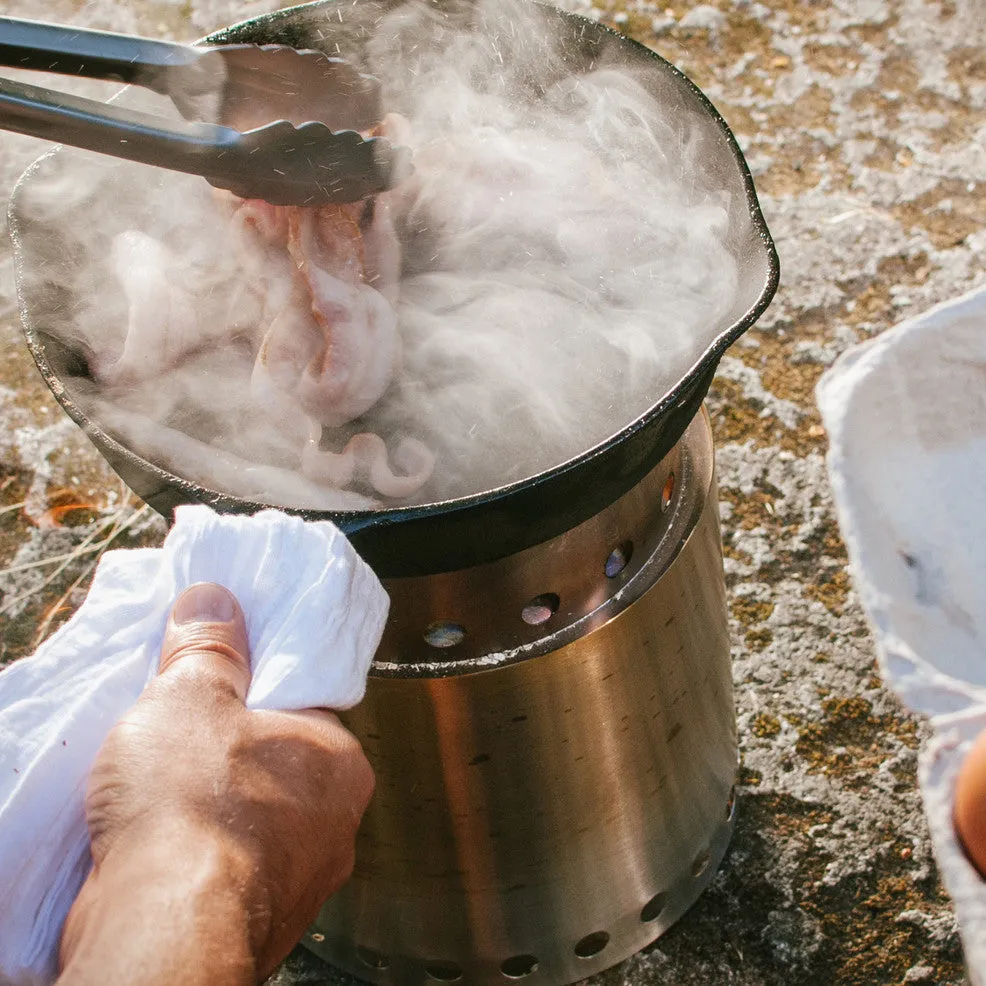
[
  {"left": 424, "top": 621, "right": 466, "bottom": 649},
  {"left": 425, "top": 962, "right": 463, "bottom": 982},
  {"left": 574, "top": 931, "right": 610, "bottom": 959},
  {"left": 604, "top": 541, "right": 633, "bottom": 578},
  {"left": 691, "top": 846, "right": 712, "bottom": 877},
  {"left": 661, "top": 472, "right": 676, "bottom": 512},
  {"left": 522, "top": 593, "right": 560, "bottom": 626},
  {"left": 355, "top": 947, "right": 390, "bottom": 970},
  {"left": 640, "top": 892, "right": 668, "bottom": 923},
  {"left": 500, "top": 954, "right": 539, "bottom": 978}
]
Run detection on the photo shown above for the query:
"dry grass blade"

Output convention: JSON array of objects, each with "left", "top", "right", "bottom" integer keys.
[
  {"left": 31, "top": 558, "right": 99, "bottom": 649},
  {"left": 0, "top": 499, "right": 151, "bottom": 622},
  {"left": 0, "top": 544, "right": 121, "bottom": 577},
  {"left": 37, "top": 501, "right": 99, "bottom": 530},
  {"left": 31, "top": 501, "right": 153, "bottom": 647}
]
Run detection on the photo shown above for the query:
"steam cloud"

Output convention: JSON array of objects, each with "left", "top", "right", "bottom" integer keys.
[{"left": 14, "top": 0, "right": 744, "bottom": 510}]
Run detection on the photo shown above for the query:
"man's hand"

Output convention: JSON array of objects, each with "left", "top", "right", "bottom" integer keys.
[{"left": 57, "top": 582, "right": 374, "bottom": 986}]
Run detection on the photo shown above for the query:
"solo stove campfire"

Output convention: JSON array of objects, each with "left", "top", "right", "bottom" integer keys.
[{"left": 11, "top": 0, "right": 779, "bottom": 983}]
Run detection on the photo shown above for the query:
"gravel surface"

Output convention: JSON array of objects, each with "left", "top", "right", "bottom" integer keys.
[{"left": 0, "top": 1, "right": 982, "bottom": 984}]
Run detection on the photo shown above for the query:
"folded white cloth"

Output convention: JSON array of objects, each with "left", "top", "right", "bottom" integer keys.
[
  {"left": 817, "top": 283, "right": 986, "bottom": 985},
  {"left": 0, "top": 505, "right": 389, "bottom": 986}
]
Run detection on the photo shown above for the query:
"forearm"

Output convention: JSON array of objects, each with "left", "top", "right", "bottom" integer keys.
[{"left": 58, "top": 826, "right": 265, "bottom": 986}]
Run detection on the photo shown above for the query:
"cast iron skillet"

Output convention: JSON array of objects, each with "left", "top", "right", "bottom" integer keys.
[{"left": 11, "top": 0, "right": 779, "bottom": 579}]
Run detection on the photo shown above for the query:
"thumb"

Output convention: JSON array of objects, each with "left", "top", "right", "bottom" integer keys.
[{"left": 159, "top": 582, "right": 252, "bottom": 703}]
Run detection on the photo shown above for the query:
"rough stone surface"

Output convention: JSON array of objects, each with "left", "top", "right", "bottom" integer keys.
[{"left": 0, "top": 0, "right": 982, "bottom": 984}]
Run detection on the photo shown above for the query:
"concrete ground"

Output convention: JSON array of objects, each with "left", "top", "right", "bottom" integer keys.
[{"left": 0, "top": 0, "right": 982, "bottom": 984}]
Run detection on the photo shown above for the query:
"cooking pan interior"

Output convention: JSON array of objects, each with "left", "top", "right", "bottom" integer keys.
[{"left": 10, "top": 0, "right": 778, "bottom": 577}]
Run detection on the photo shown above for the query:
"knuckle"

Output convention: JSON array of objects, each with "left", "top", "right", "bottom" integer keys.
[
  {"left": 338, "top": 846, "right": 356, "bottom": 885},
  {"left": 163, "top": 638, "right": 244, "bottom": 668},
  {"left": 313, "top": 727, "right": 375, "bottom": 810},
  {"left": 290, "top": 712, "right": 366, "bottom": 762},
  {"left": 352, "top": 752, "right": 376, "bottom": 808},
  {"left": 160, "top": 658, "right": 243, "bottom": 705},
  {"left": 165, "top": 624, "right": 247, "bottom": 660},
  {"left": 322, "top": 843, "right": 357, "bottom": 893},
  {"left": 332, "top": 723, "right": 368, "bottom": 761}
]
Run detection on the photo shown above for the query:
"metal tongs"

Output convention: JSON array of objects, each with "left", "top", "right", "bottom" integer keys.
[{"left": 0, "top": 17, "right": 410, "bottom": 205}]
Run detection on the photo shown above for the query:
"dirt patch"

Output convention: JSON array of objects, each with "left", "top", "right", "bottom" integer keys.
[
  {"left": 849, "top": 87, "right": 901, "bottom": 129},
  {"left": 766, "top": 86, "right": 835, "bottom": 133},
  {"left": 746, "top": 627, "right": 774, "bottom": 651},
  {"left": 756, "top": 137, "right": 830, "bottom": 197},
  {"left": 802, "top": 42, "right": 860, "bottom": 77},
  {"left": 803, "top": 567, "right": 852, "bottom": 616},
  {"left": 708, "top": 375, "right": 825, "bottom": 458},
  {"left": 845, "top": 15, "right": 901, "bottom": 46},
  {"left": 878, "top": 50, "right": 921, "bottom": 96},
  {"left": 796, "top": 695, "right": 921, "bottom": 781},
  {"left": 948, "top": 46, "right": 986, "bottom": 85},
  {"left": 647, "top": 5, "right": 790, "bottom": 99},
  {"left": 752, "top": 711, "right": 782, "bottom": 737},
  {"left": 0, "top": 466, "right": 34, "bottom": 571},
  {"left": 733, "top": 597, "right": 776, "bottom": 626},
  {"left": 839, "top": 253, "right": 931, "bottom": 329},
  {"left": 893, "top": 179, "right": 986, "bottom": 250},
  {"left": 719, "top": 484, "right": 785, "bottom": 532}
]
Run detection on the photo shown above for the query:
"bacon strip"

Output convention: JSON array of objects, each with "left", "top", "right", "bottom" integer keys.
[
  {"left": 301, "top": 432, "right": 435, "bottom": 499},
  {"left": 234, "top": 113, "right": 434, "bottom": 499},
  {"left": 104, "top": 114, "right": 432, "bottom": 502},
  {"left": 99, "top": 231, "right": 197, "bottom": 384}
]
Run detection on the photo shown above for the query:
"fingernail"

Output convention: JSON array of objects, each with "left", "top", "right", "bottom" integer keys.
[{"left": 173, "top": 583, "right": 237, "bottom": 625}]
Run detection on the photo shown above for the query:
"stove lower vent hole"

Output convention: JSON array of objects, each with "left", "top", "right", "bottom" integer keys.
[{"left": 500, "top": 955, "right": 539, "bottom": 979}]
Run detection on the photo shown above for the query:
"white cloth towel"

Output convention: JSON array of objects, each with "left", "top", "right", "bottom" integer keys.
[
  {"left": 817, "top": 282, "right": 986, "bottom": 985},
  {"left": 0, "top": 504, "right": 389, "bottom": 986}
]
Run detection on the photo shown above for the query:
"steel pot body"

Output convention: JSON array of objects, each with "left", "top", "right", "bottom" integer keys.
[{"left": 305, "top": 410, "right": 736, "bottom": 985}]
